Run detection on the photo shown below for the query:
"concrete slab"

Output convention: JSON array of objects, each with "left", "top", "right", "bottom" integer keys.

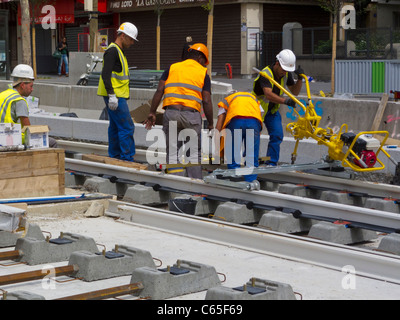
[
  {"left": 123, "top": 184, "right": 170, "bottom": 205},
  {"left": 15, "top": 232, "right": 99, "bottom": 265},
  {"left": 308, "top": 221, "right": 378, "bottom": 245},
  {"left": 212, "top": 202, "right": 265, "bottom": 225},
  {"left": 320, "top": 190, "right": 366, "bottom": 206},
  {"left": 377, "top": 233, "right": 400, "bottom": 255},
  {"left": 205, "top": 277, "right": 296, "bottom": 300},
  {"left": 0, "top": 223, "right": 44, "bottom": 248},
  {"left": 278, "top": 183, "right": 308, "bottom": 197},
  {"left": 130, "top": 259, "right": 221, "bottom": 300},
  {"left": 68, "top": 245, "right": 156, "bottom": 281},
  {"left": 83, "top": 177, "right": 117, "bottom": 195},
  {"left": 258, "top": 210, "right": 315, "bottom": 233},
  {"left": 364, "top": 198, "right": 400, "bottom": 213},
  {"left": 1, "top": 291, "right": 46, "bottom": 300},
  {"left": 168, "top": 194, "right": 218, "bottom": 216}
]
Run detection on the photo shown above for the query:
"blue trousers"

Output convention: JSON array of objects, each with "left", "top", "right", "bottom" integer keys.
[
  {"left": 264, "top": 110, "right": 283, "bottom": 166},
  {"left": 103, "top": 97, "right": 135, "bottom": 161},
  {"left": 58, "top": 54, "right": 69, "bottom": 75},
  {"left": 226, "top": 117, "right": 261, "bottom": 182}
]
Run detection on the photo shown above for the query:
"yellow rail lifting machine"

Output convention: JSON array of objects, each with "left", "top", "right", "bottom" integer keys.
[{"left": 254, "top": 67, "right": 398, "bottom": 173}]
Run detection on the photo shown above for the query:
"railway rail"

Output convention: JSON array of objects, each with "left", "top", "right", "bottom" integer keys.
[{"left": 1, "top": 140, "right": 400, "bottom": 300}]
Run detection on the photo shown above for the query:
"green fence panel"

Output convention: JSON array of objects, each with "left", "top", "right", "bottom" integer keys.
[{"left": 371, "top": 62, "right": 385, "bottom": 93}]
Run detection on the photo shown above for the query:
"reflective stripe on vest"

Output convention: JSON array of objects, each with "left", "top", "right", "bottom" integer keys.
[
  {"left": 97, "top": 43, "right": 130, "bottom": 98},
  {"left": 252, "top": 66, "right": 286, "bottom": 116},
  {"left": 218, "top": 92, "right": 262, "bottom": 130},
  {"left": 163, "top": 59, "right": 206, "bottom": 112}
]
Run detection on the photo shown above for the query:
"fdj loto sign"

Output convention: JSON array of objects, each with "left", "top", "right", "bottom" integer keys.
[{"left": 108, "top": 0, "right": 210, "bottom": 11}]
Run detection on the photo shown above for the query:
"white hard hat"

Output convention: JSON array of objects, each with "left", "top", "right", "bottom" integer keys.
[
  {"left": 276, "top": 49, "right": 296, "bottom": 72},
  {"left": 11, "top": 64, "right": 34, "bottom": 80},
  {"left": 117, "top": 22, "right": 138, "bottom": 41}
]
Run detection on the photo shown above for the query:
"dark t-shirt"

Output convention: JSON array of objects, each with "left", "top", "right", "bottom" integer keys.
[
  {"left": 101, "top": 46, "right": 123, "bottom": 95},
  {"left": 253, "top": 64, "right": 295, "bottom": 110}
]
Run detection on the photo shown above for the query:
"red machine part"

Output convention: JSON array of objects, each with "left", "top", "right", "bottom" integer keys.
[
  {"left": 354, "top": 150, "right": 377, "bottom": 168},
  {"left": 390, "top": 90, "right": 400, "bottom": 100}
]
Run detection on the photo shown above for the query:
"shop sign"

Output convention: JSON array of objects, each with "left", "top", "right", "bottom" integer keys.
[{"left": 108, "top": 0, "right": 210, "bottom": 11}]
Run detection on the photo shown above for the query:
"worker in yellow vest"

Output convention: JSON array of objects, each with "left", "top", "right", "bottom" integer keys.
[
  {"left": 145, "top": 43, "right": 214, "bottom": 179},
  {"left": 216, "top": 91, "right": 263, "bottom": 182},
  {"left": 98, "top": 22, "right": 138, "bottom": 162},
  {"left": 252, "top": 49, "right": 303, "bottom": 166},
  {"left": 0, "top": 64, "right": 33, "bottom": 145},
  {"left": 0, "top": 64, "right": 58, "bottom": 148}
]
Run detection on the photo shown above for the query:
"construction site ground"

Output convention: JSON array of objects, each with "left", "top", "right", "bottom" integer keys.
[{"left": 1, "top": 187, "right": 397, "bottom": 302}]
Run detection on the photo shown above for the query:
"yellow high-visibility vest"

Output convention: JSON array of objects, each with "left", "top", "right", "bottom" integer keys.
[
  {"left": 252, "top": 66, "right": 287, "bottom": 116},
  {"left": 97, "top": 43, "right": 130, "bottom": 99},
  {"left": 0, "top": 88, "right": 28, "bottom": 142}
]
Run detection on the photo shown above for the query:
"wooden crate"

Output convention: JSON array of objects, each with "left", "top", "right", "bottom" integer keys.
[{"left": 0, "top": 148, "right": 65, "bottom": 199}]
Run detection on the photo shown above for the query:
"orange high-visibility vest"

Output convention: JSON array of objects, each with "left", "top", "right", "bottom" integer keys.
[
  {"left": 163, "top": 59, "right": 207, "bottom": 112},
  {"left": 218, "top": 92, "right": 262, "bottom": 129}
]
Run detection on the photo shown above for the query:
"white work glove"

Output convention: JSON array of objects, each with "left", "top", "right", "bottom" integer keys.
[{"left": 108, "top": 94, "right": 118, "bottom": 110}]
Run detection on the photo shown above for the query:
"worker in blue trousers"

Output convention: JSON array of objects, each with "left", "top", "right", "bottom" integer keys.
[
  {"left": 97, "top": 22, "right": 138, "bottom": 161},
  {"left": 215, "top": 91, "right": 263, "bottom": 182},
  {"left": 252, "top": 49, "right": 304, "bottom": 166}
]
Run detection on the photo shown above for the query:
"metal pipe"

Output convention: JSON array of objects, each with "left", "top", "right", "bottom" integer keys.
[
  {"left": 55, "top": 282, "right": 144, "bottom": 300},
  {"left": 0, "top": 265, "right": 78, "bottom": 286},
  {"left": 0, "top": 250, "right": 21, "bottom": 261}
]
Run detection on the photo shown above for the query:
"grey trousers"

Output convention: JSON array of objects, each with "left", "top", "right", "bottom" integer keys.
[{"left": 162, "top": 108, "right": 203, "bottom": 179}]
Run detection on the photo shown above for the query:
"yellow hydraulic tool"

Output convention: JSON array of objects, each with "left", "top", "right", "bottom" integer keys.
[{"left": 253, "top": 67, "right": 397, "bottom": 173}]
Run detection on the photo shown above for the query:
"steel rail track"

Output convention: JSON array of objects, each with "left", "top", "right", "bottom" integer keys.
[
  {"left": 65, "top": 158, "right": 400, "bottom": 233},
  {"left": 110, "top": 201, "right": 400, "bottom": 285},
  {"left": 59, "top": 140, "right": 400, "bottom": 199}
]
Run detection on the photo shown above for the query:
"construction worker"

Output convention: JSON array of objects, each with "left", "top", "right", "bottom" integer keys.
[
  {"left": 144, "top": 43, "right": 214, "bottom": 179},
  {"left": 97, "top": 22, "right": 138, "bottom": 162},
  {"left": 216, "top": 91, "right": 263, "bottom": 182},
  {"left": 252, "top": 49, "right": 303, "bottom": 166},
  {"left": 0, "top": 64, "right": 57, "bottom": 147}
]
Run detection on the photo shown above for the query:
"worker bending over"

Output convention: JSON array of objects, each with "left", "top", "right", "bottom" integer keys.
[
  {"left": 216, "top": 91, "right": 263, "bottom": 182},
  {"left": 252, "top": 49, "right": 303, "bottom": 166},
  {"left": 145, "top": 43, "right": 214, "bottom": 179}
]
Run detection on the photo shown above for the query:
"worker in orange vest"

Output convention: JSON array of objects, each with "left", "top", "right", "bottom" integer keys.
[{"left": 216, "top": 91, "right": 263, "bottom": 182}]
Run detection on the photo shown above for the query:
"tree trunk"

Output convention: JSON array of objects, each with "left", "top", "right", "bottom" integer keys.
[
  {"left": 89, "top": 0, "right": 98, "bottom": 52},
  {"left": 206, "top": 0, "right": 214, "bottom": 78},
  {"left": 331, "top": 19, "right": 337, "bottom": 95},
  {"left": 156, "top": 14, "right": 160, "bottom": 70},
  {"left": 20, "top": 0, "right": 32, "bottom": 66}
]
